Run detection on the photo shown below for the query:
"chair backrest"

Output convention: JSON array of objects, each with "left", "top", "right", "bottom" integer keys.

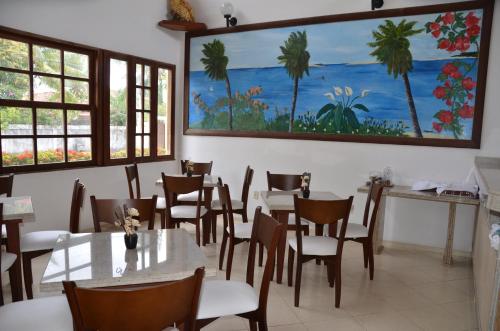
[
  {"left": 246, "top": 207, "right": 285, "bottom": 316},
  {"left": 293, "top": 195, "right": 353, "bottom": 257},
  {"left": 217, "top": 183, "right": 236, "bottom": 237},
  {"left": 0, "top": 174, "right": 14, "bottom": 197},
  {"left": 69, "top": 179, "right": 86, "bottom": 234},
  {"left": 63, "top": 267, "right": 204, "bottom": 331},
  {"left": 180, "top": 160, "right": 213, "bottom": 175},
  {"left": 161, "top": 174, "right": 204, "bottom": 219},
  {"left": 124, "top": 163, "right": 141, "bottom": 199},
  {"left": 90, "top": 196, "right": 157, "bottom": 232},
  {"left": 241, "top": 166, "right": 254, "bottom": 205},
  {"left": 266, "top": 171, "right": 302, "bottom": 191},
  {"left": 362, "top": 183, "right": 384, "bottom": 238}
]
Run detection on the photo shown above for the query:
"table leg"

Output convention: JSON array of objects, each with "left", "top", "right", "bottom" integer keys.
[
  {"left": 372, "top": 195, "right": 386, "bottom": 255},
  {"left": 274, "top": 211, "right": 289, "bottom": 284},
  {"left": 203, "top": 188, "right": 214, "bottom": 245},
  {"left": 443, "top": 202, "right": 457, "bottom": 265},
  {"left": 5, "top": 220, "right": 23, "bottom": 302}
]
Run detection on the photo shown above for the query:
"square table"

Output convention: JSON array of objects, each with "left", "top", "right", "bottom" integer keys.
[
  {"left": 40, "top": 229, "right": 216, "bottom": 292},
  {"left": 260, "top": 191, "right": 341, "bottom": 284},
  {"left": 0, "top": 196, "right": 35, "bottom": 301}
]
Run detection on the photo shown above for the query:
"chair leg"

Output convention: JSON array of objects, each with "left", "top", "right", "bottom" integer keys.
[
  {"left": 362, "top": 241, "right": 369, "bottom": 269},
  {"left": 160, "top": 210, "right": 166, "bottom": 229},
  {"left": 0, "top": 274, "right": 3, "bottom": 306},
  {"left": 368, "top": 241, "right": 375, "bottom": 280},
  {"left": 304, "top": 225, "right": 309, "bottom": 236},
  {"left": 219, "top": 231, "right": 228, "bottom": 271},
  {"left": 258, "top": 242, "right": 264, "bottom": 267},
  {"left": 226, "top": 238, "right": 235, "bottom": 280},
  {"left": 326, "top": 258, "right": 334, "bottom": 288},
  {"left": 258, "top": 320, "right": 268, "bottom": 331},
  {"left": 22, "top": 252, "right": 34, "bottom": 300},
  {"left": 242, "top": 210, "right": 249, "bottom": 223},
  {"left": 287, "top": 246, "right": 294, "bottom": 287},
  {"left": 211, "top": 212, "right": 217, "bottom": 244},
  {"left": 294, "top": 259, "right": 303, "bottom": 307},
  {"left": 334, "top": 260, "right": 342, "bottom": 308},
  {"left": 249, "top": 320, "right": 257, "bottom": 331},
  {"left": 195, "top": 222, "right": 201, "bottom": 246}
]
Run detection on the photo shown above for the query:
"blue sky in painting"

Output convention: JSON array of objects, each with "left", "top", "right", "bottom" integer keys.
[{"left": 189, "top": 10, "right": 482, "bottom": 71}]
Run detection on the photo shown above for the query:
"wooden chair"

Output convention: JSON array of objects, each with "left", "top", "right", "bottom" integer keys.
[
  {"left": 63, "top": 268, "right": 204, "bottom": 331},
  {"left": 211, "top": 166, "right": 253, "bottom": 243},
  {"left": 177, "top": 160, "right": 213, "bottom": 205},
  {"left": 125, "top": 163, "right": 167, "bottom": 228},
  {"left": 0, "top": 173, "right": 14, "bottom": 244},
  {"left": 288, "top": 195, "right": 353, "bottom": 308},
  {"left": 21, "top": 179, "right": 85, "bottom": 299},
  {"left": 340, "top": 182, "right": 384, "bottom": 280},
  {"left": 196, "top": 207, "right": 285, "bottom": 331},
  {"left": 162, "top": 174, "right": 208, "bottom": 246},
  {"left": 0, "top": 204, "right": 17, "bottom": 306},
  {"left": 90, "top": 196, "right": 157, "bottom": 232}
]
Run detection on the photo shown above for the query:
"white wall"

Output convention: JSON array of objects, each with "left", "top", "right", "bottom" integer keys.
[{"left": 0, "top": 0, "right": 499, "bottom": 252}]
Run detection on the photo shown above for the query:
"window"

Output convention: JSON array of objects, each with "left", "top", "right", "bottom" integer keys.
[{"left": 0, "top": 27, "right": 175, "bottom": 172}]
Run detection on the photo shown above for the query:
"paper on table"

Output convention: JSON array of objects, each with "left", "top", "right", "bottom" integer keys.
[{"left": 411, "top": 180, "right": 478, "bottom": 195}]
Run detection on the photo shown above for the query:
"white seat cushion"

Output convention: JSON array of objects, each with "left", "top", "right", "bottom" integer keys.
[
  {"left": 344, "top": 222, "right": 369, "bottom": 239},
  {"left": 197, "top": 280, "right": 259, "bottom": 320},
  {"left": 1, "top": 224, "right": 6, "bottom": 238},
  {"left": 288, "top": 214, "right": 310, "bottom": 226},
  {"left": 156, "top": 197, "right": 166, "bottom": 210},
  {"left": 170, "top": 205, "right": 207, "bottom": 219},
  {"left": 211, "top": 199, "right": 244, "bottom": 211},
  {"left": 0, "top": 295, "right": 72, "bottom": 331},
  {"left": 177, "top": 191, "right": 204, "bottom": 202},
  {"left": 288, "top": 236, "right": 338, "bottom": 256},
  {"left": 226, "top": 222, "right": 253, "bottom": 239},
  {"left": 1, "top": 251, "right": 16, "bottom": 272},
  {"left": 21, "top": 230, "right": 70, "bottom": 252}
]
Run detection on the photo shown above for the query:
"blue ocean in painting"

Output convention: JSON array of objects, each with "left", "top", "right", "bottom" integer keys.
[{"left": 189, "top": 58, "right": 477, "bottom": 138}]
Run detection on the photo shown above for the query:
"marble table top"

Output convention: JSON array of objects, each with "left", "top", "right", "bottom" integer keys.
[
  {"left": 357, "top": 185, "right": 479, "bottom": 206},
  {"left": 155, "top": 174, "right": 218, "bottom": 188},
  {"left": 260, "top": 190, "right": 342, "bottom": 211},
  {"left": 40, "top": 229, "right": 215, "bottom": 292},
  {"left": 475, "top": 157, "right": 500, "bottom": 212},
  {"left": 0, "top": 196, "right": 35, "bottom": 222}
]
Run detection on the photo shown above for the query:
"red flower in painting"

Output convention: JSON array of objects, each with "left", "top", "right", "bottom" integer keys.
[
  {"left": 433, "top": 86, "right": 447, "bottom": 99},
  {"left": 438, "top": 39, "right": 451, "bottom": 49},
  {"left": 455, "top": 36, "right": 471, "bottom": 52},
  {"left": 467, "top": 25, "right": 481, "bottom": 37},
  {"left": 433, "top": 122, "right": 443, "bottom": 133},
  {"left": 442, "top": 63, "right": 458, "bottom": 75},
  {"left": 450, "top": 71, "right": 462, "bottom": 79},
  {"left": 447, "top": 42, "right": 457, "bottom": 52},
  {"left": 444, "top": 80, "right": 452, "bottom": 88},
  {"left": 446, "top": 99, "right": 453, "bottom": 106},
  {"left": 466, "top": 12, "right": 480, "bottom": 27},
  {"left": 442, "top": 12, "right": 455, "bottom": 25},
  {"left": 438, "top": 111, "right": 454, "bottom": 124},
  {"left": 462, "top": 77, "right": 476, "bottom": 90},
  {"left": 458, "top": 104, "right": 474, "bottom": 119},
  {"left": 430, "top": 22, "right": 441, "bottom": 31},
  {"left": 431, "top": 29, "right": 441, "bottom": 38},
  {"left": 467, "top": 93, "right": 474, "bottom": 100}
]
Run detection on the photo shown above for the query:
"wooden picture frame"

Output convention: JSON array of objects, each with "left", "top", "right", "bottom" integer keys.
[{"left": 184, "top": 0, "right": 494, "bottom": 148}]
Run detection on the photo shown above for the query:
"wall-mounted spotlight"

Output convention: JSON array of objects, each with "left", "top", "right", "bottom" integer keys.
[
  {"left": 220, "top": 2, "right": 237, "bottom": 27},
  {"left": 372, "top": 0, "right": 384, "bottom": 10}
]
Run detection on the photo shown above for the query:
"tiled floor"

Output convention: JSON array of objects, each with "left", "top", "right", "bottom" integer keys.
[{"left": 2, "top": 220, "right": 477, "bottom": 331}]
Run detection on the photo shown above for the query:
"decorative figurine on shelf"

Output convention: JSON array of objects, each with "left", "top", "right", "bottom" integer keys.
[
  {"left": 186, "top": 160, "right": 194, "bottom": 177},
  {"left": 301, "top": 172, "right": 311, "bottom": 199},
  {"left": 169, "top": 0, "right": 195, "bottom": 22},
  {"left": 114, "top": 205, "right": 141, "bottom": 249}
]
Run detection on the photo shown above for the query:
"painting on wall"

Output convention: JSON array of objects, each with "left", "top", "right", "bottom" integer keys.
[{"left": 184, "top": 1, "right": 493, "bottom": 148}]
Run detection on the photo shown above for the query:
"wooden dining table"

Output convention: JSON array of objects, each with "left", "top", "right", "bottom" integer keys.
[
  {"left": 260, "top": 190, "right": 341, "bottom": 284},
  {"left": 0, "top": 196, "right": 35, "bottom": 301},
  {"left": 40, "top": 229, "right": 216, "bottom": 292}
]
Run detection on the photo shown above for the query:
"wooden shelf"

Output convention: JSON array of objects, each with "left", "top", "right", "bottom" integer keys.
[{"left": 158, "top": 20, "right": 207, "bottom": 32}]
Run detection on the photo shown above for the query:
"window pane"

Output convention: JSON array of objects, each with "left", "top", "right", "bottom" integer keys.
[
  {"left": 64, "top": 51, "right": 89, "bottom": 78},
  {"left": 135, "top": 112, "right": 142, "bottom": 134},
  {"left": 67, "top": 110, "right": 91, "bottom": 135},
  {"left": 37, "top": 138, "right": 65, "bottom": 164},
  {"left": 144, "top": 89, "right": 150, "bottom": 110},
  {"left": 135, "top": 64, "right": 142, "bottom": 86},
  {"left": 0, "top": 107, "right": 32, "bottom": 135},
  {"left": 144, "top": 66, "right": 150, "bottom": 87},
  {"left": 136, "top": 88, "right": 142, "bottom": 110},
  {"left": 0, "top": 70, "right": 30, "bottom": 100},
  {"left": 0, "top": 38, "right": 29, "bottom": 70},
  {"left": 157, "top": 68, "right": 170, "bottom": 156},
  {"left": 64, "top": 79, "right": 89, "bottom": 104},
  {"left": 2, "top": 138, "right": 34, "bottom": 166},
  {"left": 68, "top": 137, "right": 92, "bottom": 162},
  {"left": 34, "top": 75, "right": 61, "bottom": 102},
  {"left": 36, "top": 109, "right": 63, "bottom": 135},
  {"left": 143, "top": 135, "right": 150, "bottom": 156},
  {"left": 144, "top": 112, "right": 150, "bottom": 134},
  {"left": 33, "top": 45, "right": 61, "bottom": 74},
  {"left": 109, "top": 59, "right": 128, "bottom": 159},
  {"left": 135, "top": 135, "right": 142, "bottom": 157}
]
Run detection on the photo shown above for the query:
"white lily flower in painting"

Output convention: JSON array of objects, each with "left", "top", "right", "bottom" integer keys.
[
  {"left": 324, "top": 92, "right": 335, "bottom": 101},
  {"left": 334, "top": 86, "right": 343, "bottom": 96},
  {"left": 345, "top": 86, "right": 353, "bottom": 96},
  {"left": 361, "top": 89, "right": 370, "bottom": 98}
]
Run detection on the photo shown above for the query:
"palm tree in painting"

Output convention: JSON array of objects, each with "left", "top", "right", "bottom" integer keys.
[
  {"left": 201, "top": 39, "right": 234, "bottom": 130},
  {"left": 278, "top": 31, "right": 310, "bottom": 133},
  {"left": 368, "top": 20, "right": 424, "bottom": 138}
]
